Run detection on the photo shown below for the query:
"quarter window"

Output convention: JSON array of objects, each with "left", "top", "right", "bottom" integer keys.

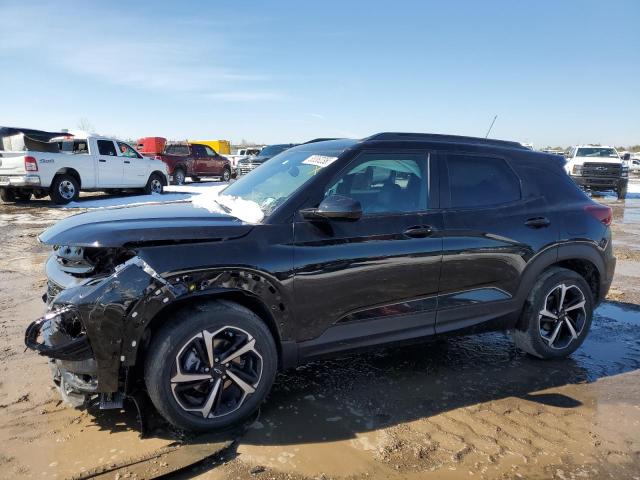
[
  {"left": 97, "top": 140, "right": 117, "bottom": 156},
  {"left": 447, "top": 155, "right": 521, "bottom": 208},
  {"left": 325, "top": 152, "right": 428, "bottom": 214}
]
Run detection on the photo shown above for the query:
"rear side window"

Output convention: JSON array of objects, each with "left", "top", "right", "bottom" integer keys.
[
  {"left": 446, "top": 154, "right": 521, "bottom": 208},
  {"left": 97, "top": 140, "right": 117, "bottom": 156}
]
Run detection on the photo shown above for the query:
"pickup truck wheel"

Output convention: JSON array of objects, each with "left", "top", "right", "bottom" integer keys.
[
  {"left": 617, "top": 184, "right": 628, "bottom": 200},
  {"left": 0, "top": 188, "right": 16, "bottom": 202},
  {"left": 50, "top": 175, "right": 79, "bottom": 205},
  {"left": 173, "top": 168, "right": 186, "bottom": 185},
  {"left": 144, "top": 300, "right": 277, "bottom": 432},
  {"left": 221, "top": 166, "right": 231, "bottom": 182},
  {"left": 144, "top": 173, "right": 165, "bottom": 195},
  {"left": 512, "top": 267, "right": 593, "bottom": 359}
]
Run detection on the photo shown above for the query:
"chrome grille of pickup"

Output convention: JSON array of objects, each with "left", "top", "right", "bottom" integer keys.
[
  {"left": 47, "top": 280, "right": 63, "bottom": 301},
  {"left": 582, "top": 162, "right": 622, "bottom": 178}
]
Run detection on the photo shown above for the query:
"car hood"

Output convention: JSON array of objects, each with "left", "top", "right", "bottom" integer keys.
[
  {"left": 242, "top": 155, "right": 271, "bottom": 164},
  {"left": 573, "top": 156, "right": 622, "bottom": 164},
  {"left": 39, "top": 201, "right": 254, "bottom": 248}
]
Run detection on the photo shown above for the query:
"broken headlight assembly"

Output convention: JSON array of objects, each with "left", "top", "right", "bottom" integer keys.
[{"left": 24, "top": 306, "right": 93, "bottom": 361}]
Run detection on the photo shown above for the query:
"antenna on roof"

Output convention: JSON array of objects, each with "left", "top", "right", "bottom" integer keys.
[{"left": 485, "top": 115, "right": 497, "bottom": 138}]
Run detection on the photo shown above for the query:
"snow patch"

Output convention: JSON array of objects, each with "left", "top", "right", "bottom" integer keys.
[{"left": 191, "top": 189, "right": 264, "bottom": 224}]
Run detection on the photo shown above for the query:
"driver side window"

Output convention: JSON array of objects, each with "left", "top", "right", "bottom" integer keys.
[{"left": 325, "top": 152, "right": 428, "bottom": 214}]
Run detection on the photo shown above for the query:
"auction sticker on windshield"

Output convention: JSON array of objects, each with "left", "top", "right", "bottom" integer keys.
[{"left": 302, "top": 155, "right": 338, "bottom": 168}]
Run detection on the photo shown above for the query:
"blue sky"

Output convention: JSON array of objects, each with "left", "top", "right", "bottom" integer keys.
[{"left": 1, "top": 0, "right": 638, "bottom": 146}]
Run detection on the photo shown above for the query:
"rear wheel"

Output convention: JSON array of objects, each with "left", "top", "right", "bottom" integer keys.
[
  {"left": 50, "top": 174, "right": 80, "bottom": 205},
  {"left": 144, "top": 173, "right": 164, "bottom": 195},
  {"left": 0, "top": 188, "right": 16, "bottom": 202},
  {"left": 173, "top": 168, "right": 186, "bottom": 185},
  {"left": 144, "top": 300, "right": 277, "bottom": 432},
  {"left": 512, "top": 267, "right": 593, "bottom": 359}
]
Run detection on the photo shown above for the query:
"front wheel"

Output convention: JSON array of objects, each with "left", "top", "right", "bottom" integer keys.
[
  {"left": 144, "top": 173, "right": 165, "bottom": 195},
  {"left": 617, "top": 184, "right": 628, "bottom": 200},
  {"left": 50, "top": 174, "right": 80, "bottom": 205},
  {"left": 512, "top": 267, "right": 593, "bottom": 359},
  {"left": 221, "top": 166, "right": 231, "bottom": 182},
  {"left": 144, "top": 300, "right": 277, "bottom": 432}
]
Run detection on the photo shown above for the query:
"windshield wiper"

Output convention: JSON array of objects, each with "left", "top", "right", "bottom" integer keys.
[{"left": 214, "top": 199, "right": 232, "bottom": 213}]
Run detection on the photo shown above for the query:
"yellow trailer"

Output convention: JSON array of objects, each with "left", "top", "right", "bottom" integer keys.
[{"left": 188, "top": 139, "right": 231, "bottom": 155}]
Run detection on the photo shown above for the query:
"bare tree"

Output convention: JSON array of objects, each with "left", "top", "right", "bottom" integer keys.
[{"left": 77, "top": 118, "right": 95, "bottom": 133}]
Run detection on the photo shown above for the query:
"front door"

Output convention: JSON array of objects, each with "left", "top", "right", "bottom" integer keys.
[
  {"left": 191, "top": 144, "right": 213, "bottom": 176},
  {"left": 293, "top": 150, "right": 443, "bottom": 357},
  {"left": 96, "top": 139, "right": 122, "bottom": 187}
]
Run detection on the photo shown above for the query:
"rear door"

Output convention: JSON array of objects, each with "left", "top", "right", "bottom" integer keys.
[
  {"left": 96, "top": 139, "right": 122, "bottom": 187},
  {"left": 293, "top": 150, "right": 443, "bottom": 355},
  {"left": 436, "top": 151, "right": 556, "bottom": 333},
  {"left": 118, "top": 141, "right": 148, "bottom": 186}
]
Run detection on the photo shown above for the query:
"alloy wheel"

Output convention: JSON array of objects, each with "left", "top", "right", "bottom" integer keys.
[
  {"left": 150, "top": 178, "right": 163, "bottom": 193},
  {"left": 170, "top": 326, "right": 263, "bottom": 419},
  {"left": 58, "top": 180, "right": 76, "bottom": 200},
  {"left": 538, "top": 284, "right": 587, "bottom": 349},
  {"left": 175, "top": 170, "right": 185, "bottom": 185}
]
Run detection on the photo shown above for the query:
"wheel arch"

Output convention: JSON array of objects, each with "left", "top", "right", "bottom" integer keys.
[
  {"left": 134, "top": 289, "right": 284, "bottom": 371},
  {"left": 150, "top": 170, "right": 168, "bottom": 185},
  {"left": 54, "top": 167, "right": 82, "bottom": 188},
  {"left": 513, "top": 242, "right": 605, "bottom": 329}
]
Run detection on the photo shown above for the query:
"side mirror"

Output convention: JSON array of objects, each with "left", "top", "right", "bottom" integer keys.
[
  {"left": 622, "top": 153, "right": 631, "bottom": 161},
  {"left": 301, "top": 195, "right": 362, "bottom": 221}
]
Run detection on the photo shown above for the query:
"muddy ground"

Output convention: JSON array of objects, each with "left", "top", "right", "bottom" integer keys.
[{"left": 0, "top": 186, "right": 639, "bottom": 480}]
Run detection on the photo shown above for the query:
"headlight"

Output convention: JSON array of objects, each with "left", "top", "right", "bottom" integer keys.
[
  {"left": 621, "top": 166, "right": 629, "bottom": 177},
  {"left": 572, "top": 165, "right": 583, "bottom": 175}
]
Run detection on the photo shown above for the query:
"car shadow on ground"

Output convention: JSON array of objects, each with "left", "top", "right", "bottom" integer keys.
[{"left": 83, "top": 301, "right": 640, "bottom": 455}]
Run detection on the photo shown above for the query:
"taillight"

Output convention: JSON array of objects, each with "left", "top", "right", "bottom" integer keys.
[
  {"left": 154, "top": 155, "right": 162, "bottom": 160},
  {"left": 584, "top": 204, "right": 612, "bottom": 226},
  {"left": 24, "top": 156, "right": 38, "bottom": 172}
]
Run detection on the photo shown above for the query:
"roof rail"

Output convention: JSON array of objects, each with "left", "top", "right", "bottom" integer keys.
[{"left": 365, "top": 132, "right": 526, "bottom": 149}]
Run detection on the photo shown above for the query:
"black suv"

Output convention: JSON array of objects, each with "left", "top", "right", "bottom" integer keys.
[
  {"left": 237, "top": 143, "right": 297, "bottom": 176},
  {"left": 26, "top": 133, "right": 616, "bottom": 432}
]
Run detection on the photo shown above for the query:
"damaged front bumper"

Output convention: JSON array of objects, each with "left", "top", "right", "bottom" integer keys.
[{"left": 25, "top": 255, "right": 184, "bottom": 404}]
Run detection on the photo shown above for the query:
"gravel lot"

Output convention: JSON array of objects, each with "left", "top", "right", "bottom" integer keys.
[{"left": 0, "top": 180, "right": 638, "bottom": 479}]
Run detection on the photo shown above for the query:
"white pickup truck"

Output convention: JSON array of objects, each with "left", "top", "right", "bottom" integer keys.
[
  {"left": 0, "top": 128, "right": 169, "bottom": 204},
  {"left": 564, "top": 145, "right": 629, "bottom": 199}
]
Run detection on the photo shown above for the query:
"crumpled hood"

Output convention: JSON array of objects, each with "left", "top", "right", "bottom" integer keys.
[{"left": 39, "top": 201, "right": 254, "bottom": 247}]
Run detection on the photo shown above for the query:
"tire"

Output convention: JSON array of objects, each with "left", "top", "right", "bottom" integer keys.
[
  {"left": 221, "top": 166, "right": 231, "bottom": 182},
  {"left": 617, "top": 184, "right": 628, "bottom": 200},
  {"left": 173, "top": 168, "right": 186, "bottom": 185},
  {"left": 144, "top": 173, "right": 165, "bottom": 195},
  {"left": 144, "top": 300, "right": 278, "bottom": 432},
  {"left": 14, "top": 191, "right": 32, "bottom": 202},
  {"left": 0, "top": 188, "right": 16, "bottom": 202},
  {"left": 50, "top": 174, "right": 80, "bottom": 205},
  {"left": 512, "top": 267, "right": 593, "bottom": 359}
]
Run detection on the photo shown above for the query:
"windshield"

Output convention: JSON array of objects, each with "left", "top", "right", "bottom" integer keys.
[
  {"left": 259, "top": 145, "right": 289, "bottom": 157},
  {"left": 576, "top": 147, "right": 619, "bottom": 158},
  {"left": 218, "top": 146, "right": 345, "bottom": 220}
]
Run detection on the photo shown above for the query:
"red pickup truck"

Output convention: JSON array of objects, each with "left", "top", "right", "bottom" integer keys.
[{"left": 150, "top": 142, "right": 232, "bottom": 185}]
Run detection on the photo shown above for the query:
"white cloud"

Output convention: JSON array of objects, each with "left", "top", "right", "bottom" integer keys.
[{"left": 0, "top": 2, "right": 283, "bottom": 99}]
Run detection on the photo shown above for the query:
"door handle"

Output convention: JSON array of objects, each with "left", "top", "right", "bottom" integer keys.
[
  {"left": 99, "top": 159, "right": 106, "bottom": 163},
  {"left": 403, "top": 225, "right": 433, "bottom": 238},
  {"left": 525, "top": 217, "right": 551, "bottom": 228}
]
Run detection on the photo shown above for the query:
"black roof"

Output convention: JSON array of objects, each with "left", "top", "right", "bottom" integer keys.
[
  {"left": 365, "top": 132, "right": 526, "bottom": 150},
  {"left": 0, "top": 126, "right": 71, "bottom": 142}
]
